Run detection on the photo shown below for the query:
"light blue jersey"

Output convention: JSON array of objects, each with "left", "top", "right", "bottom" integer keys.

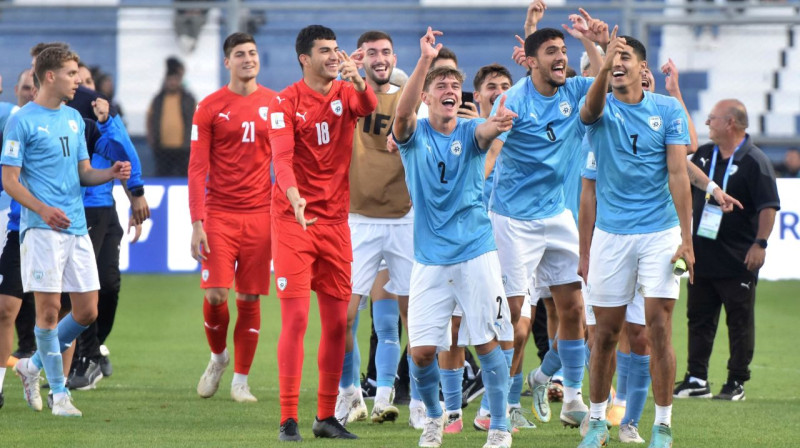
[
  {"left": 582, "top": 91, "right": 690, "bottom": 234},
  {"left": 489, "top": 76, "right": 593, "bottom": 220},
  {"left": 0, "top": 102, "right": 19, "bottom": 133},
  {"left": 397, "top": 118, "right": 495, "bottom": 265},
  {"left": 1, "top": 102, "right": 90, "bottom": 236}
]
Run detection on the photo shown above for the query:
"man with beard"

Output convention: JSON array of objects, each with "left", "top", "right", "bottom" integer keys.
[{"left": 335, "top": 30, "right": 411, "bottom": 427}]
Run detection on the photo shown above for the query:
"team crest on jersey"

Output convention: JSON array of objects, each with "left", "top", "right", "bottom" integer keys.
[
  {"left": 331, "top": 100, "right": 343, "bottom": 116},
  {"left": 729, "top": 164, "right": 739, "bottom": 176},
  {"left": 68, "top": 120, "right": 78, "bottom": 133},
  {"left": 259, "top": 107, "right": 268, "bottom": 121},
  {"left": 559, "top": 101, "right": 572, "bottom": 117},
  {"left": 450, "top": 140, "right": 462, "bottom": 156},
  {"left": 649, "top": 116, "right": 662, "bottom": 131},
  {"left": 202, "top": 269, "right": 209, "bottom": 281},
  {"left": 277, "top": 277, "right": 288, "bottom": 291}
]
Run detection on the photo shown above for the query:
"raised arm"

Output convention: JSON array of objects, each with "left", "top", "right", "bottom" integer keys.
[
  {"left": 78, "top": 159, "right": 130, "bottom": 187},
  {"left": 393, "top": 27, "right": 442, "bottom": 143},
  {"left": 662, "top": 58, "right": 698, "bottom": 154},
  {"left": 525, "top": 0, "right": 546, "bottom": 37},
  {"left": 475, "top": 95, "right": 517, "bottom": 150},
  {"left": 667, "top": 144, "right": 695, "bottom": 283},
  {"left": 580, "top": 26, "right": 622, "bottom": 124},
  {"left": 562, "top": 9, "right": 607, "bottom": 76},
  {"left": 339, "top": 49, "right": 378, "bottom": 116}
]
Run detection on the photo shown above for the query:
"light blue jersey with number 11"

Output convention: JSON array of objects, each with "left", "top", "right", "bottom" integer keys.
[{"left": 397, "top": 118, "right": 495, "bottom": 266}]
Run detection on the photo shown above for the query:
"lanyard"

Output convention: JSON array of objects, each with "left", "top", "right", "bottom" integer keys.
[{"left": 706, "top": 137, "right": 746, "bottom": 201}]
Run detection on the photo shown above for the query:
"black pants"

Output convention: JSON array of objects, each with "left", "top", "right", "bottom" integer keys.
[
  {"left": 75, "top": 207, "right": 123, "bottom": 359},
  {"left": 686, "top": 273, "right": 757, "bottom": 383},
  {"left": 532, "top": 301, "right": 549, "bottom": 362}
]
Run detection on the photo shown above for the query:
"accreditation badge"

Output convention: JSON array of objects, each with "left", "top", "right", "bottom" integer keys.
[{"left": 697, "top": 203, "right": 723, "bottom": 240}]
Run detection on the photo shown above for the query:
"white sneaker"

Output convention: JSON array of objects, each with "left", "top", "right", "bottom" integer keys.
[
  {"left": 371, "top": 396, "right": 399, "bottom": 423},
  {"left": 14, "top": 358, "right": 42, "bottom": 411},
  {"left": 484, "top": 429, "right": 513, "bottom": 448},
  {"left": 560, "top": 396, "right": 589, "bottom": 428},
  {"left": 619, "top": 422, "right": 646, "bottom": 443},
  {"left": 347, "top": 390, "right": 368, "bottom": 423},
  {"left": 418, "top": 415, "right": 444, "bottom": 447},
  {"left": 230, "top": 383, "right": 257, "bottom": 402},
  {"left": 197, "top": 355, "right": 229, "bottom": 398},
  {"left": 409, "top": 403, "right": 427, "bottom": 430},
  {"left": 52, "top": 392, "right": 82, "bottom": 417}
]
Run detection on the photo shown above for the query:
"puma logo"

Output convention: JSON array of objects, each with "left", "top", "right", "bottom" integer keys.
[
  {"left": 218, "top": 111, "right": 231, "bottom": 121},
  {"left": 740, "top": 282, "right": 751, "bottom": 290},
  {"left": 203, "top": 322, "right": 221, "bottom": 331},
  {"left": 276, "top": 96, "right": 285, "bottom": 104},
  {"left": 247, "top": 328, "right": 260, "bottom": 334},
  {"left": 296, "top": 112, "right": 307, "bottom": 122},
  {"left": 37, "top": 125, "right": 50, "bottom": 134},
  {"left": 699, "top": 157, "right": 708, "bottom": 167}
]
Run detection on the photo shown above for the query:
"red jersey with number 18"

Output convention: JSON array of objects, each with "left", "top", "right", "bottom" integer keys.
[
  {"left": 269, "top": 79, "right": 377, "bottom": 224},
  {"left": 188, "top": 85, "right": 277, "bottom": 223}
]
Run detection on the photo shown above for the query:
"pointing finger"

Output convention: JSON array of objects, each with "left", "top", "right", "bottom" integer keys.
[
  {"left": 610, "top": 25, "right": 618, "bottom": 40},
  {"left": 515, "top": 34, "right": 525, "bottom": 46}
]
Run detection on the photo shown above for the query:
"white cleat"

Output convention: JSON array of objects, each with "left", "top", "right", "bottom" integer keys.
[
  {"left": 52, "top": 392, "right": 82, "bottom": 417},
  {"left": 230, "top": 383, "right": 258, "bottom": 403},
  {"left": 197, "top": 356, "right": 229, "bottom": 398},
  {"left": 347, "top": 391, "right": 369, "bottom": 423},
  {"left": 14, "top": 358, "right": 42, "bottom": 412},
  {"left": 335, "top": 389, "right": 353, "bottom": 426},
  {"left": 619, "top": 422, "right": 646, "bottom": 444},
  {"left": 370, "top": 397, "right": 399, "bottom": 423},
  {"left": 418, "top": 415, "right": 444, "bottom": 447},
  {"left": 483, "top": 429, "right": 513, "bottom": 448},
  {"left": 409, "top": 403, "right": 428, "bottom": 430}
]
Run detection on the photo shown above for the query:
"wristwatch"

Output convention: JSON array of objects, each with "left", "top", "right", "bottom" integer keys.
[
  {"left": 754, "top": 238, "right": 768, "bottom": 249},
  {"left": 130, "top": 186, "right": 145, "bottom": 197}
]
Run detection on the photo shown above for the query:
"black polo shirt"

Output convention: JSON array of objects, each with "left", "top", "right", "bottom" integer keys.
[{"left": 689, "top": 134, "right": 780, "bottom": 278}]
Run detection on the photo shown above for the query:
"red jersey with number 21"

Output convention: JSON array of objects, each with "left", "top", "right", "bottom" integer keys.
[{"left": 269, "top": 79, "right": 377, "bottom": 224}]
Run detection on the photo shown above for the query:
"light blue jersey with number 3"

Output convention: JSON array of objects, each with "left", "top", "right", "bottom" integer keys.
[
  {"left": 582, "top": 91, "right": 690, "bottom": 234},
  {"left": 1, "top": 102, "right": 90, "bottom": 236},
  {"left": 397, "top": 118, "right": 495, "bottom": 265}
]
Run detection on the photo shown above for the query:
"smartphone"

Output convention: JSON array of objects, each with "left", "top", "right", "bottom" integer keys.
[{"left": 460, "top": 91, "right": 474, "bottom": 110}]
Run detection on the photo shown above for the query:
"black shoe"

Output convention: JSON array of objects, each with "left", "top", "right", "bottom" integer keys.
[
  {"left": 99, "top": 345, "right": 113, "bottom": 377},
  {"left": 312, "top": 415, "right": 358, "bottom": 439},
  {"left": 278, "top": 418, "right": 302, "bottom": 442},
  {"left": 0, "top": 390, "right": 4, "bottom": 409},
  {"left": 393, "top": 377, "right": 410, "bottom": 405},
  {"left": 360, "top": 374, "right": 376, "bottom": 400},
  {"left": 47, "top": 391, "right": 53, "bottom": 410},
  {"left": 68, "top": 357, "right": 104, "bottom": 390},
  {"left": 714, "top": 380, "right": 745, "bottom": 401},
  {"left": 673, "top": 373, "right": 712, "bottom": 398},
  {"left": 463, "top": 369, "right": 485, "bottom": 403},
  {"left": 11, "top": 349, "right": 35, "bottom": 359}
]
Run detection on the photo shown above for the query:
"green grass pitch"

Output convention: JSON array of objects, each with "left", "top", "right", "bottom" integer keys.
[{"left": 2, "top": 276, "right": 798, "bottom": 447}]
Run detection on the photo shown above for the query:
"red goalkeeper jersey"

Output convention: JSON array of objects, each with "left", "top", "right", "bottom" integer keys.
[
  {"left": 188, "top": 85, "right": 277, "bottom": 223},
  {"left": 269, "top": 79, "right": 377, "bottom": 224}
]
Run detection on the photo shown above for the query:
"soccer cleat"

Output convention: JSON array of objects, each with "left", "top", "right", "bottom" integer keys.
[
  {"left": 47, "top": 391, "right": 54, "bottom": 409},
  {"left": 409, "top": 404, "right": 427, "bottom": 430},
  {"left": 361, "top": 374, "right": 377, "bottom": 400},
  {"left": 197, "top": 356, "right": 229, "bottom": 398},
  {"left": 673, "top": 374, "right": 711, "bottom": 398},
  {"left": 714, "top": 380, "right": 745, "bottom": 401},
  {"left": 347, "top": 392, "right": 369, "bottom": 423},
  {"left": 473, "top": 413, "right": 491, "bottom": 431},
  {"left": 483, "top": 429, "right": 513, "bottom": 448},
  {"left": 527, "top": 369, "right": 551, "bottom": 422},
  {"left": 418, "top": 416, "right": 444, "bottom": 447},
  {"left": 14, "top": 358, "right": 42, "bottom": 411},
  {"left": 560, "top": 395, "right": 588, "bottom": 428},
  {"left": 464, "top": 370, "right": 485, "bottom": 403},
  {"left": 647, "top": 424, "right": 673, "bottom": 448},
  {"left": 98, "top": 345, "right": 113, "bottom": 377},
  {"left": 619, "top": 422, "right": 646, "bottom": 444},
  {"left": 582, "top": 413, "right": 612, "bottom": 437},
  {"left": 0, "top": 390, "right": 4, "bottom": 409},
  {"left": 443, "top": 411, "right": 463, "bottom": 433},
  {"left": 509, "top": 407, "right": 536, "bottom": 429},
  {"left": 371, "top": 397, "right": 399, "bottom": 423},
  {"left": 6, "top": 355, "right": 19, "bottom": 369},
  {"left": 312, "top": 415, "right": 358, "bottom": 439},
  {"left": 231, "top": 383, "right": 258, "bottom": 402},
  {"left": 335, "top": 390, "right": 351, "bottom": 426},
  {"left": 578, "top": 419, "right": 610, "bottom": 447},
  {"left": 547, "top": 378, "right": 564, "bottom": 402},
  {"left": 606, "top": 404, "right": 626, "bottom": 426},
  {"left": 69, "top": 357, "right": 104, "bottom": 391},
  {"left": 51, "top": 392, "right": 82, "bottom": 417},
  {"left": 278, "top": 418, "right": 303, "bottom": 442}
]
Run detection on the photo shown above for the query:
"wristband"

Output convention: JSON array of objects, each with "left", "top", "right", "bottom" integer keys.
[
  {"left": 130, "top": 186, "right": 145, "bottom": 197},
  {"left": 705, "top": 181, "right": 719, "bottom": 196}
]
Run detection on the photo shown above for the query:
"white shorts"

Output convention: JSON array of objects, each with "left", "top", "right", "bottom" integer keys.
[
  {"left": 585, "top": 289, "right": 645, "bottom": 326},
  {"left": 350, "top": 219, "right": 413, "bottom": 297},
  {"left": 356, "top": 260, "right": 388, "bottom": 311},
  {"left": 586, "top": 227, "right": 681, "bottom": 308},
  {"left": 521, "top": 291, "right": 532, "bottom": 319},
  {"left": 491, "top": 209, "right": 581, "bottom": 297},
  {"left": 408, "top": 251, "right": 513, "bottom": 352},
  {"left": 21, "top": 228, "right": 99, "bottom": 293}
]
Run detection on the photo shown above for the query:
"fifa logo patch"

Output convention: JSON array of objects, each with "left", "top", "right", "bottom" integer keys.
[
  {"left": 259, "top": 107, "right": 268, "bottom": 121},
  {"left": 649, "top": 116, "right": 662, "bottom": 131},
  {"left": 277, "top": 277, "right": 288, "bottom": 291},
  {"left": 202, "top": 269, "right": 209, "bottom": 281},
  {"left": 3, "top": 139, "right": 19, "bottom": 158},
  {"left": 331, "top": 100, "right": 343, "bottom": 116},
  {"left": 559, "top": 101, "right": 572, "bottom": 117},
  {"left": 450, "top": 140, "right": 462, "bottom": 156}
]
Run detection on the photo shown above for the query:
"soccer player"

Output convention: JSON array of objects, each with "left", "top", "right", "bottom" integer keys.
[
  {"left": 268, "top": 25, "right": 377, "bottom": 441},
  {"left": 188, "top": 32, "right": 276, "bottom": 403},
  {"left": 487, "top": 5, "right": 606, "bottom": 427},
  {"left": 4, "top": 47, "right": 130, "bottom": 417},
  {"left": 393, "top": 27, "right": 516, "bottom": 448},
  {"left": 577, "top": 31, "right": 693, "bottom": 448},
  {"left": 335, "top": 30, "right": 409, "bottom": 426}
]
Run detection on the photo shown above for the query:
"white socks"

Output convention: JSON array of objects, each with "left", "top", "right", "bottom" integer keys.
[
  {"left": 654, "top": 404, "right": 672, "bottom": 426},
  {"left": 375, "top": 386, "right": 392, "bottom": 403},
  {"left": 590, "top": 401, "right": 608, "bottom": 420},
  {"left": 232, "top": 373, "right": 248, "bottom": 385},
  {"left": 0, "top": 367, "right": 5, "bottom": 392},
  {"left": 534, "top": 368, "right": 550, "bottom": 385},
  {"left": 211, "top": 350, "right": 229, "bottom": 364},
  {"left": 564, "top": 387, "right": 581, "bottom": 403}
]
